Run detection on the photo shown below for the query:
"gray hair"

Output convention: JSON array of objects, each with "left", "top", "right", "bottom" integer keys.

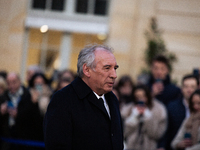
[{"left": 77, "top": 44, "right": 113, "bottom": 78}]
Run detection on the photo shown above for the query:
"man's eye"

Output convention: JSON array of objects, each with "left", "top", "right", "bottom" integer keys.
[{"left": 114, "top": 65, "right": 119, "bottom": 70}]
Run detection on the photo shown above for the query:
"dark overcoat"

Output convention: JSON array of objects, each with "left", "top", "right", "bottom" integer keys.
[
  {"left": 44, "top": 77, "right": 124, "bottom": 150},
  {"left": 0, "top": 86, "right": 42, "bottom": 150},
  {"left": 165, "top": 97, "right": 186, "bottom": 150}
]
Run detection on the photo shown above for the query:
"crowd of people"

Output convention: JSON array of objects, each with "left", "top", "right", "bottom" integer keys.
[
  {"left": 114, "top": 55, "right": 200, "bottom": 150},
  {"left": 0, "top": 53, "right": 199, "bottom": 150},
  {"left": 0, "top": 67, "right": 76, "bottom": 150}
]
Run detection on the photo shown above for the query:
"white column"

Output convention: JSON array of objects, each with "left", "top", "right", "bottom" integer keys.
[
  {"left": 65, "top": 0, "right": 75, "bottom": 15},
  {"left": 59, "top": 32, "right": 72, "bottom": 70},
  {"left": 88, "top": 0, "right": 95, "bottom": 14}
]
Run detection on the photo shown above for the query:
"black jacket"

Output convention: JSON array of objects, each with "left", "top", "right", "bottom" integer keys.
[
  {"left": 165, "top": 97, "right": 186, "bottom": 150},
  {"left": 0, "top": 86, "right": 42, "bottom": 150},
  {"left": 44, "top": 77, "right": 124, "bottom": 150},
  {"left": 147, "top": 74, "right": 181, "bottom": 106},
  {"left": 0, "top": 86, "right": 41, "bottom": 139}
]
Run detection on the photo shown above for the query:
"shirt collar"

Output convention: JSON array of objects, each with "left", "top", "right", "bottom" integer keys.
[
  {"left": 183, "top": 98, "right": 189, "bottom": 108},
  {"left": 93, "top": 91, "right": 105, "bottom": 100},
  {"left": 9, "top": 86, "right": 23, "bottom": 98}
]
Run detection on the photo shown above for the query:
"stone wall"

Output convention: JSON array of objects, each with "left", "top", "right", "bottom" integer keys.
[
  {"left": 108, "top": 0, "right": 200, "bottom": 85},
  {"left": 0, "top": 0, "right": 27, "bottom": 73}
]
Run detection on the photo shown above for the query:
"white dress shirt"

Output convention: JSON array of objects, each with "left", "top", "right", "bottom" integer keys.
[
  {"left": 183, "top": 98, "right": 190, "bottom": 118},
  {"left": 93, "top": 92, "right": 111, "bottom": 118}
]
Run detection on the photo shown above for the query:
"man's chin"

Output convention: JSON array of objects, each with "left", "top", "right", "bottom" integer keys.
[{"left": 104, "top": 87, "right": 113, "bottom": 93}]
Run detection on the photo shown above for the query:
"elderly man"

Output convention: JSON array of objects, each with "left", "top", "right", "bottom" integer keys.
[
  {"left": 0, "top": 72, "right": 40, "bottom": 150},
  {"left": 44, "top": 45, "right": 124, "bottom": 150}
]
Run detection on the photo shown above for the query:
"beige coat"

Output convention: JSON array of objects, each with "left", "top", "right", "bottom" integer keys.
[
  {"left": 121, "top": 99, "right": 167, "bottom": 150},
  {"left": 171, "top": 114, "right": 200, "bottom": 150}
]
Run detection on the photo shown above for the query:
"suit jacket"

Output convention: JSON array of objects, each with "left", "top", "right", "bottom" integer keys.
[{"left": 44, "top": 77, "right": 124, "bottom": 150}]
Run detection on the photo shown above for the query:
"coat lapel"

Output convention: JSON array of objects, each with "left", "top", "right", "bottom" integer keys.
[
  {"left": 72, "top": 77, "right": 110, "bottom": 119},
  {"left": 87, "top": 93, "right": 110, "bottom": 119}
]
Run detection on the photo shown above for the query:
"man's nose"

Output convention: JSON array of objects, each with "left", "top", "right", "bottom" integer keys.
[{"left": 110, "top": 69, "right": 117, "bottom": 79}]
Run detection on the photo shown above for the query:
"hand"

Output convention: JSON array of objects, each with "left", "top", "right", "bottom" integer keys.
[
  {"left": 30, "top": 89, "right": 40, "bottom": 103},
  {"left": 0, "top": 102, "right": 8, "bottom": 115},
  {"left": 152, "top": 82, "right": 164, "bottom": 97},
  {"left": 8, "top": 107, "right": 18, "bottom": 118},
  {"left": 136, "top": 105, "right": 146, "bottom": 115},
  {"left": 177, "top": 139, "right": 192, "bottom": 149}
]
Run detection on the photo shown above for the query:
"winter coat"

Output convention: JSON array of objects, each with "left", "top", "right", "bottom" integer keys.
[
  {"left": 147, "top": 74, "right": 181, "bottom": 106},
  {"left": 121, "top": 99, "right": 167, "bottom": 150},
  {"left": 0, "top": 86, "right": 42, "bottom": 150},
  {"left": 44, "top": 77, "right": 124, "bottom": 150},
  {"left": 164, "top": 97, "right": 187, "bottom": 150},
  {"left": 171, "top": 112, "right": 200, "bottom": 150}
]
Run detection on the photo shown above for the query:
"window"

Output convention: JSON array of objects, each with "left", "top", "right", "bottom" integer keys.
[
  {"left": 27, "top": 29, "right": 62, "bottom": 72},
  {"left": 94, "top": 0, "right": 107, "bottom": 15},
  {"left": 76, "top": 0, "right": 88, "bottom": 14},
  {"left": 75, "top": 0, "right": 108, "bottom": 16},
  {"left": 32, "top": 0, "right": 46, "bottom": 9},
  {"left": 32, "top": 0, "right": 65, "bottom": 11},
  {"left": 31, "top": 0, "right": 109, "bottom": 16},
  {"left": 51, "top": 0, "right": 65, "bottom": 11}
]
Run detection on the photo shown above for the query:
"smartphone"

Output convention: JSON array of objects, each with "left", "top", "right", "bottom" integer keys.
[
  {"left": 193, "top": 68, "right": 199, "bottom": 76},
  {"left": 7, "top": 101, "right": 14, "bottom": 108},
  {"left": 36, "top": 84, "right": 43, "bottom": 92},
  {"left": 155, "top": 79, "right": 162, "bottom": 83},
  {"left": 184, "top": 132, "right": 191, "bottom": 139},
  {"left": 136, "top": 101, "right": 145, "bottom": 107}
]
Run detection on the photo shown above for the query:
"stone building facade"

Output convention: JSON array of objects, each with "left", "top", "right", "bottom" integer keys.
[{"left": 0, "top": 0, "right": 199, "bottom": 85}]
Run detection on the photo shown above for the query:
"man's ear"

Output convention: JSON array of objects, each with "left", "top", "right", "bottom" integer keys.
[{"left": 83, "top": 64, "right": 90, "bottom": 78}]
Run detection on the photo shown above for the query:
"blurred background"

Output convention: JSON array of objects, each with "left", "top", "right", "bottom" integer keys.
[{"left": 0, "top": 0, "right": 200, "bottom": 85}]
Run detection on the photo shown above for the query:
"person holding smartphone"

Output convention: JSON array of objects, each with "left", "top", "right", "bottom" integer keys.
[
  {"left": 146, "top": 55, "right": 181, "bottom": 107},
  {"left": 121, "top": 85, "right": 167, "bottom": 150},
  {"left": 171, "top": 89, "right": 200, "bottom": 150},
  {"left": 29, "top": 73, "right": 52, "bottom": 116}
]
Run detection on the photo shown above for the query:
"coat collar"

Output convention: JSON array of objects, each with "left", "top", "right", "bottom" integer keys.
[
  {"left": 71, "top": 77, "right": 92, "bottom": 100},
  {"left": 71, "top": 77, "right": 113, "bottom": 119}
]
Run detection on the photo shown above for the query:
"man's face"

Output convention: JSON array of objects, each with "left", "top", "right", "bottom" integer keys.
[
  {"left": 7, "top": 74, "right": 21, "bottom": 94},
  {"left": 88, "top": 49, "right": 118, "bottom": 95},
  {"left": 182, "top": 78, "right": 198, "bottom": 100},
  {"left": 151, "top": 61, "right": 169, "bottom": 80}
]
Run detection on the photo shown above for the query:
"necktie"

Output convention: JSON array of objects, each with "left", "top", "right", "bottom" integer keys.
[{"left": 99, "top": 98, "right": 110, "bottom": 118}]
